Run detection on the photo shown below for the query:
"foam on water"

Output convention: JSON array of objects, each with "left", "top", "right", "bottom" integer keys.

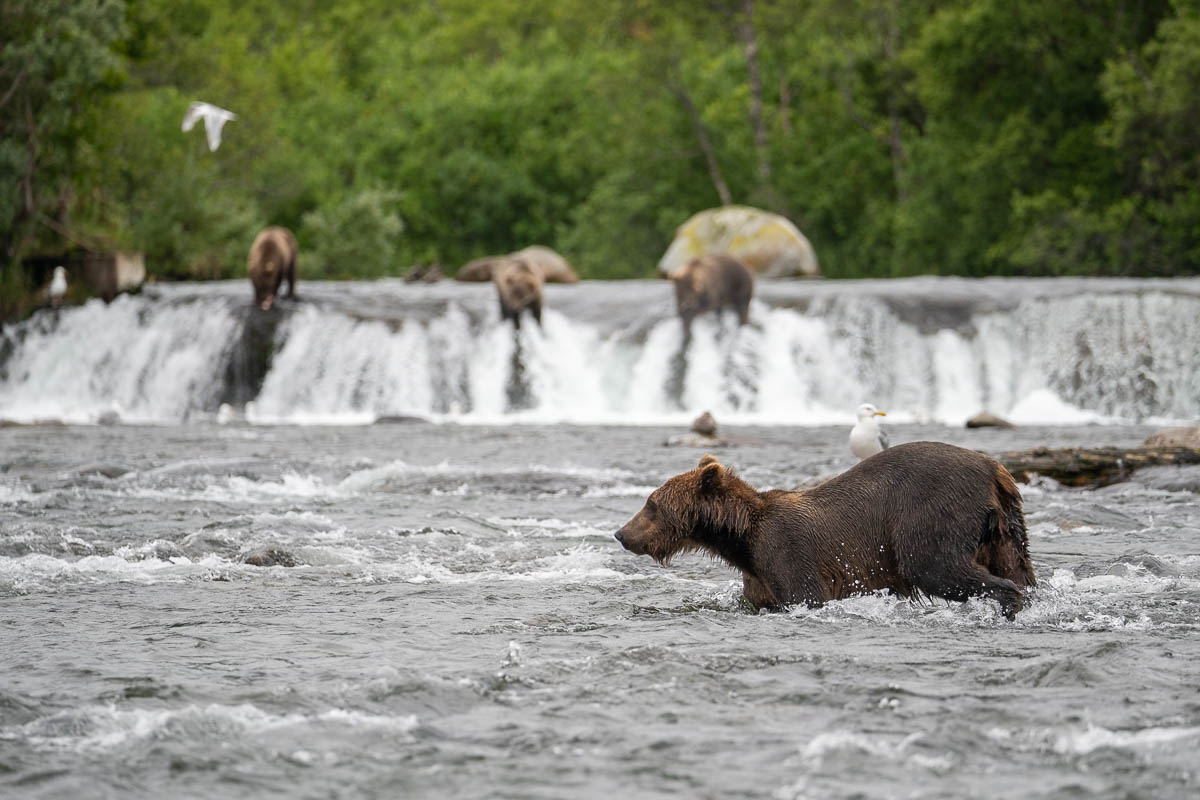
[
  {"left": 4, "top": 703, "right": 418, "bottom": 752},
  {"left": 0, "top": 552, "right": 228, "bottom": 593},
  {"left": 0, "top": 482, "right": 36, "bottom": 504}
]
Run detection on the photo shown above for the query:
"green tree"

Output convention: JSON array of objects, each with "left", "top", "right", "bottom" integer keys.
[{"left": 1, "top": 0, "right": 125, "bottom": 270}]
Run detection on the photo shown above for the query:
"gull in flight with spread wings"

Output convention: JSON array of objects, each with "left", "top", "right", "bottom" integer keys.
[{"left": 182, "top": 101, "right": 237, "bottom": 151}]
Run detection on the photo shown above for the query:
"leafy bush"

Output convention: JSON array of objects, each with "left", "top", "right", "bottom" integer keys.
[{"left": 299, "top": 189, "right": 405, "bottom": 278}]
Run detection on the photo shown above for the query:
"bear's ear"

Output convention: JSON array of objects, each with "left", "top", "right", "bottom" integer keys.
[
  {"left": 697, "top": 453, "right": 720, "bottom": 469},
  {"left": 698, "top": 459, "right": 723, "bottom": 494}
]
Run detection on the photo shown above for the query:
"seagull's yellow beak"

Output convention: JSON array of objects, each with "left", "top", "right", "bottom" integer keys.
[{"left": 876, "top": 411, "right": 887, "bottom": 416}]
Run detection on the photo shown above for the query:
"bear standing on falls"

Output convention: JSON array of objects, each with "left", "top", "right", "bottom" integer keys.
[
  {"left": 614, "top": 442, "right": 1036, "bottom": 619},
  {"left": 669, "top": 253, "right": 753, "bottom": 338},
  {"left": 494, "top": 257, "right": 544, "bottom": 328},
  {"left": 248, "top": 226, "right": 298, "bottom": 311}
]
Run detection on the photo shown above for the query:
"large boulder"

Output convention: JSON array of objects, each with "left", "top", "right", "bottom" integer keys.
[{"left": 656, "top": 206, "right": 819, "bottom": 279}]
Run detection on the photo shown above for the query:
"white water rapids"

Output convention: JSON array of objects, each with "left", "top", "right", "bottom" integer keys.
[{"left": 1, "top": 277, "right": 1197, "bottom": 426}]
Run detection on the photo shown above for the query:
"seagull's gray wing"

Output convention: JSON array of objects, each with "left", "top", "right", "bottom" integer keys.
[{"left": 877, "top": 427, "right": 889, "bottom": 450}]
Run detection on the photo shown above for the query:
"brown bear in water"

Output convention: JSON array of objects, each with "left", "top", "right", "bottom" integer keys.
[
  {"left": 248, "top": 226, "right": 298, "bottom": 311},
  {"left": 494, "top": 258, "right": 544, "bottom": 328},
  {"left": 614, "top": 441, "right": 1036, "bottom": 619},
  {"left": 668, "top": 253, "right": 754, "bottom": 337}
]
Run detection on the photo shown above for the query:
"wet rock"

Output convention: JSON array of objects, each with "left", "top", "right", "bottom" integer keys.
[
  {"left": 690, "top": 411, "right": 718, "bottom": 437},
  {"left": 1144, "top": 426, "right": 1200, "bottom": 448},
  {"left": 404, "top": 263, "right": 443, "bottom": 283},
  {"left": 374, "top": 414, "right": 429, "bottom": 425},
  {"left": 966, "top": 412, "right": 1015, "bottom": 429},
  {"left": 96, "top": 410, "right": 121, "bottom": 426},
  {"left": 75, "top": 463, "right": 131, "bottom": 479},
  {"left": 242, "top": 547, "right": 298, "bottom": 567}
]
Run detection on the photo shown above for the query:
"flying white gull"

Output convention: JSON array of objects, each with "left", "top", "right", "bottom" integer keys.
[
  {"left": 182, "top": 101, "right": 237, "bottom": 151},
  {"left": 849, "top": 403, "right": 889, "bottom": 460}
]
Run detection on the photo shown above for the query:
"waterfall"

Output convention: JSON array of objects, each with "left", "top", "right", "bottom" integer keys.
[{"left": 2, "top": 278, "right": 1197, "bottom": 425}]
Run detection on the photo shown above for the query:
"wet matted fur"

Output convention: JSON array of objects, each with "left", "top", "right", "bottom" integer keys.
[{"left": 614, "top": 442, "right": 1036, "bottom": 619}]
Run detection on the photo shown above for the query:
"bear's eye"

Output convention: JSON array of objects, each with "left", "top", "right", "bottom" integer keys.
[{"left": 644, "top": 500, "right": 657, "bottom": 520}]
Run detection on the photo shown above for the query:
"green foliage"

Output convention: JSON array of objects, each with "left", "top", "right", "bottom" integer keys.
[
  {"left": 300, "top": 189, "right": 404, "bottom": 278},
  {"left": 3, "top": 0, "right": 1198, "bottom": 298},
  {"left": 0, "top": 0, "right": 125, "bottom": 265}
]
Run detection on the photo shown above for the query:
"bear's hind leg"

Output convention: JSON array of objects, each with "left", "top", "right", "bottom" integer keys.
[
  {"left": 741, "top": 572, "right": 777, "bottom": 610},
  {"left": 914, "top": 562, "right": 1024, "bottom": 620}
]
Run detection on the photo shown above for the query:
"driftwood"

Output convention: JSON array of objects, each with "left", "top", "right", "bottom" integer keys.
[{"left": 995, "top": 446, "right": 1200, "bottom": 487}]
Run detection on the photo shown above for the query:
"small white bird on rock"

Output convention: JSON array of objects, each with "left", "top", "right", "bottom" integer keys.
[
  {"left": 182, "top": 101, "right": 237, "bottom": 151},
  {"left": 48, "top": 266, "right": 68, "bottom": 308},
  {"left": 849, "top": 403, "right": 889, "bottom": 460}
]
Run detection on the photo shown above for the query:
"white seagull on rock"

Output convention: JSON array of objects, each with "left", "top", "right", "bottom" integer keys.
[
  {"left": 849, "top": 403, "right": 889, "bottom": 460},
  {"left": 48, "top": 266, "right": 68, "bottom": 308},
  {"left": 182, "top": 101, "right": 237, "bottom": 151}
]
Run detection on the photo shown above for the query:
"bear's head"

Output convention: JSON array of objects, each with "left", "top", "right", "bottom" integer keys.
[
  {"left": 614, "top": 454, "right": 754, "bottom": 565},
  {"left": 496, "top": 258, "right": 542, "bottom": 306}
]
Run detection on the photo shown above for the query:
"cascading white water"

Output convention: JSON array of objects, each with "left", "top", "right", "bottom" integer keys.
[
  {"left": 1, "top": 279, "right": 1197, "bottom": 425},
  {"left": 0, "top": 293, "right": 242, "bottom": 423}
]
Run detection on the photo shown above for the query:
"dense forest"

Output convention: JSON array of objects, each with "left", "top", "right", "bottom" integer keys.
[{"left": 3, "top": 0, "right": 1199, "bottom": 303}]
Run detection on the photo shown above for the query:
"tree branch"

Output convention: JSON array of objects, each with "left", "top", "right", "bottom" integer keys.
[
  {"left": 669, "top": 63, "right": 733, "bottom": 206},
  {"left": 0, "top": 68, "right": 25, "bottom": 114},
  {"left": 738, "top": 0, "right": 770, "bottom": 182}
]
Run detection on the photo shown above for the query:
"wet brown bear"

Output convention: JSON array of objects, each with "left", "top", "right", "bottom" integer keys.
[
  {"left": 493, "top": 257, "right": 544, "bottom": 328},
  {"left": 614, "top": 441, "right": 1036, "bottom": 619},
  {"left": 248, "top": 226, "right": 298, "bottom": 311},
  {"left": 669, "top": 253, "right": 754, "bottom": 337}
]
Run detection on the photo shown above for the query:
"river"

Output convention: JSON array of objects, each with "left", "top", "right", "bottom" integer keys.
[{"left": 1, "top": 278, "right": 1198, "bottom": 798}]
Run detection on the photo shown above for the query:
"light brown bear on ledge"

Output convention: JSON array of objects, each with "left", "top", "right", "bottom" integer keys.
[
  {"left": 248, "top": 226, "right": 298, "bottom": 311},
  {"left": 614, "top": 441, "right": 1036, "bottom": 619}
]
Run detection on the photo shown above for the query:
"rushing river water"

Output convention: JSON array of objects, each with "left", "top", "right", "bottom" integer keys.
[{"left": 2, "top": 420, "right": 1199, "bottom": 799}]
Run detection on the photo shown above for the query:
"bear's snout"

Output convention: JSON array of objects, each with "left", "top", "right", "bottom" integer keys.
[{"left": 614, "top": 525, "right": 647, "bottom": 555}]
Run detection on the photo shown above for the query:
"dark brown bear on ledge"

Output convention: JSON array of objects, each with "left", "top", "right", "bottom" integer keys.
[{"left": 614, "top": 442, "right": 1036, "bottom": 619}]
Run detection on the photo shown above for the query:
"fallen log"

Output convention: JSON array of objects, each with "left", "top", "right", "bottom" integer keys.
[{"left": 994, "top": 446, "right": 1200, "bottom": 487}]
